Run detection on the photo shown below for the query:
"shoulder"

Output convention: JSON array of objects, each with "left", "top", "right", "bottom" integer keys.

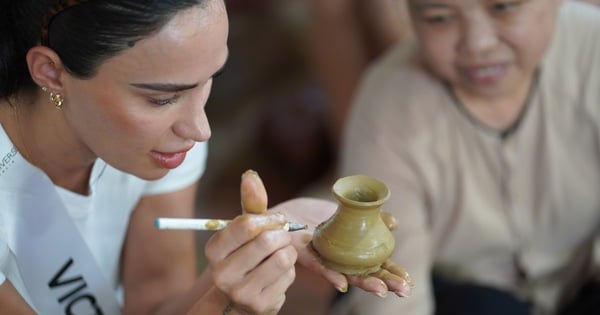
[
  {"left": 559, "top": 1, "right": 600, "bottom": 28},
  {"left": 359, "top": 42, "right": 448, "bottom": 107},
  {"left": 0, "top": 192, "right": 12, "bottom": 287},
  {"left": 544, "top": 1, "right": 600, "bottom": 73},
  {"left": 540, "top": 1, "right": 600, "bottom": 120},
  {"left": 347, "top": 42, "right": 455, "bottom": 146},
  {"left": 0, "top": 128, "right": 16, "bottom": 265}
]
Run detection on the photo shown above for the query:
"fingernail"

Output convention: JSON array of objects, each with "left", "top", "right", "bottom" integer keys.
[
  {"left": 405, "top": 273, "right": 414, "bottom": 288},
  {"left": 242, "top": 169, "right": 258, "bottom": 177},
  {"left": 376, "top": 280, "right": 388, "bottom": 298},
  {"left": 394, "top": 279, "right": 411, "bottom": 297},
  {"left": 336, "top": 284, "right": 348, "bottom": 293}
]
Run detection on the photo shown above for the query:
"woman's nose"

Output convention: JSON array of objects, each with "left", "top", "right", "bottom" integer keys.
[
  {"left": 180, "top": 109, "right": 211, "bottom": 142},
  {"left": 459, "top": 13, "right": 499, "bottom": 58},
  {"left": 173, "top": 97, "right": 212, "bottom": 142}
]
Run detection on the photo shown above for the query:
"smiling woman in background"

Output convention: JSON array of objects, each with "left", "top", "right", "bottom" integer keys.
[{"left": 333, "top": 0, "right": 600, "bottom": 314}]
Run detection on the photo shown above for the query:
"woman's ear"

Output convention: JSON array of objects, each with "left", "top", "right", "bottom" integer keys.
[{"left": 26, "top": 46, "right": 66, "bottom": 91}]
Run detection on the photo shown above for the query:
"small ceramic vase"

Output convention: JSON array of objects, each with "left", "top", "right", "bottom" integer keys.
[{"left": 312, "top": 175, "right": 395, "bottom": 276}]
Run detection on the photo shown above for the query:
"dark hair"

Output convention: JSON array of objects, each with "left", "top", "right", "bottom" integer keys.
[{"left": 0, "top": 0, "right": 208, "bottom": 98}]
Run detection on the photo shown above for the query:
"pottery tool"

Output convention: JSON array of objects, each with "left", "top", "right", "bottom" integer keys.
[{"left": 155, "top": 217, "right": 307, "bottom": 232}]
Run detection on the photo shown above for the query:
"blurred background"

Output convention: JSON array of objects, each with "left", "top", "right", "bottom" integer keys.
[
  {"left": 194, "top": 1, "right": 600, "bottom": 314},
  {"left": 194, "top": 0, "right": 411, "bottom": 314}
]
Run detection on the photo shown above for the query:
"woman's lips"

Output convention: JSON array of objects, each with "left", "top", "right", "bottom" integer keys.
[
  {"left": 463, "top": 64, "right": 507, "bottom": 85},
  {"left": 149, "top": 150, "right": 188, "bottom": 169}
]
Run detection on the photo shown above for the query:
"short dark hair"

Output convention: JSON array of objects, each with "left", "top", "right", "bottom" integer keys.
[{"left": 0, "top": 0, "right": 207, "bottom": 98}]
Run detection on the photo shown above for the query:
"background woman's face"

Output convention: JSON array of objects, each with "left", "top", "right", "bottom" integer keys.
[
  {"left": 409, "top": 0, "right": 562, "bottom": 100},
  {"left": 62, "top": 2, "right": 229, "bottom": 180}
]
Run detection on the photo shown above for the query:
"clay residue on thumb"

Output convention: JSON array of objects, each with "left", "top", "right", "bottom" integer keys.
[
  {"left": 380, "top": 211, "right": 398, "bottom": 231},
  {"left": 240, "top": 169, "right": 268, "bottom": 214}
]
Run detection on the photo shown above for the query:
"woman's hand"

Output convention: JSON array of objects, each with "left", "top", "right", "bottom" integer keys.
[
  {"left": 204, "top": 171, "right": 297, "bottom": 315},
  {"left": 204, "top": 213, "right": 296, "bottom": 315},
  {"left": 272, "top": 198, "right": 413, "bottom": 299},
  {"left": 232, "top": 169, "right": 413, "bottom": 307}
]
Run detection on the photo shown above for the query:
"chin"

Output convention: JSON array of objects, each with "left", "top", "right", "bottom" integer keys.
[
  {"left": 455, "top": 80, "right": 510, "bottom": 100},
  {"left": 129, "top": 167, "right": 170, "bottom": 181}
]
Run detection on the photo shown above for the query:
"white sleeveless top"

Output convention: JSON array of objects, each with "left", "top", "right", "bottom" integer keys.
[{"left": 0, "top": 124, "right": 207, "bottom": 312}]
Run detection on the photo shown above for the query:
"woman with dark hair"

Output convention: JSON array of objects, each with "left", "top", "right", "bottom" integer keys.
[{"left": 0, "top": 1, "right": 412, "bottom": 314}]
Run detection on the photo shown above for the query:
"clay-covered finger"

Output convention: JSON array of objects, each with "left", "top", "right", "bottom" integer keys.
[
  {"left": 382, "top": 260, "right": 413, "bottom": 287},
  {"left": 240, "top": 169, "right": 268, "bottom": 214},
  {"left": 346, "top": 275, "right": 389, "bottom": 298},
  {"left": 295, "top": 242, "right": 349, "bottom": 293},
  {"left": 380, "top": 211, "right": 398, "bottom": 231},
  {"left": 371, "top": 268, "right": 412, "bottom": 297}
]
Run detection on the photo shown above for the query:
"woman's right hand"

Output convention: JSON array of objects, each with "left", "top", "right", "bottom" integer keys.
[
  {"left": 204, "top": 213, "right": 297, "bottom": 315},
  {"left": 203, "top": 171, "right": 297, "bottom": 315}
]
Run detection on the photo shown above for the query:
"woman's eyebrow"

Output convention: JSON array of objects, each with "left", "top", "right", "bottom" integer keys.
[
  {"left": 129, "top": 82, "right": 199, "bottom": 92},
  {"left": 131, "top": 52, "right": 228, "bottom": 92},
  {"left": 411, "top": 2, "right": 454, "bottom": 10}
]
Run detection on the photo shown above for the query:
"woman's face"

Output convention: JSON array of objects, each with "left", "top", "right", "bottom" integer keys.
[
  {"left": 409, "top": 0, "right": 562, "bottom": 101},
  {"left": 61, "top": 2, "right": 229, "bottom": 180}
]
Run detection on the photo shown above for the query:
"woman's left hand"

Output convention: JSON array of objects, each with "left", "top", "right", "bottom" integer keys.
[
  {"left": 240, "top": 171, "right": 413, "bottom": 299},
  {"left": 271, "top": 198, "right": 413, "bottom": 298}
]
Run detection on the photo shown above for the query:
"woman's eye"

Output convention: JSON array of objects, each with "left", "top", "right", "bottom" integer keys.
[
  {"left": 424, "top": 14, "right": 455, "bottom": 24},
  {"left": 149, "top": 94, "right": 180, "bottom": 106},
  {"left": 419, "top": 9, "right": 456, "bottom": 24},
  {"left": 212, "top": 68, "right": 225, "bottom": 79},
  {"left": 490, "top": 1, "right": 520, "bottom": 13}
]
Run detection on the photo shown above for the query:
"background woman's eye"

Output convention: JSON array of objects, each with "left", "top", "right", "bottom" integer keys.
[
  {"left": 419, "top": 9, "right": 456, "bottom": 24},
  {"left": 150, "top": 95, "right": 180, "bottom": 106},
  {"left": 424, "top": 14, "right": 454, "bottom": 24},
  {"left": 491, "top": 1, "right": 520, "bottom": 13}
]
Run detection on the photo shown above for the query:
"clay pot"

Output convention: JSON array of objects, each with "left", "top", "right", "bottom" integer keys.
[{"left": 312, "top": 175, "right": 395, "bottom": 276}]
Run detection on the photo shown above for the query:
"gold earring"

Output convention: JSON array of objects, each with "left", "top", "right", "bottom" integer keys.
[
  {"left": 41, "top": 86, "right": 48, "bottom": 92},
  {"left": 50, "top": 92, "right": 63, "bottom": 109}
]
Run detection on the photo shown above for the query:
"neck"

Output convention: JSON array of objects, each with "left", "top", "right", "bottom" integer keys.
[
  {"left": 453, "top": 75, "right": 535, "bottom": 132},
  {"left": 458, "top": 95, "right": 527, "bottom": 131},
  {"left": 1, "top": 92, "right": 96, "bottom": 195}
]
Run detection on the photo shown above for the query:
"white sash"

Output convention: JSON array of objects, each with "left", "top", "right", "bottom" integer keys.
[{"left": 0, "top": 151, "right": 121, "bottom": 314}]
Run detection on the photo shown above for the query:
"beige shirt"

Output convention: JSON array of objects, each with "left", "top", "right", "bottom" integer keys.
[{"left": 334, "top": 2, "right": 600, "bottom": 315}]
